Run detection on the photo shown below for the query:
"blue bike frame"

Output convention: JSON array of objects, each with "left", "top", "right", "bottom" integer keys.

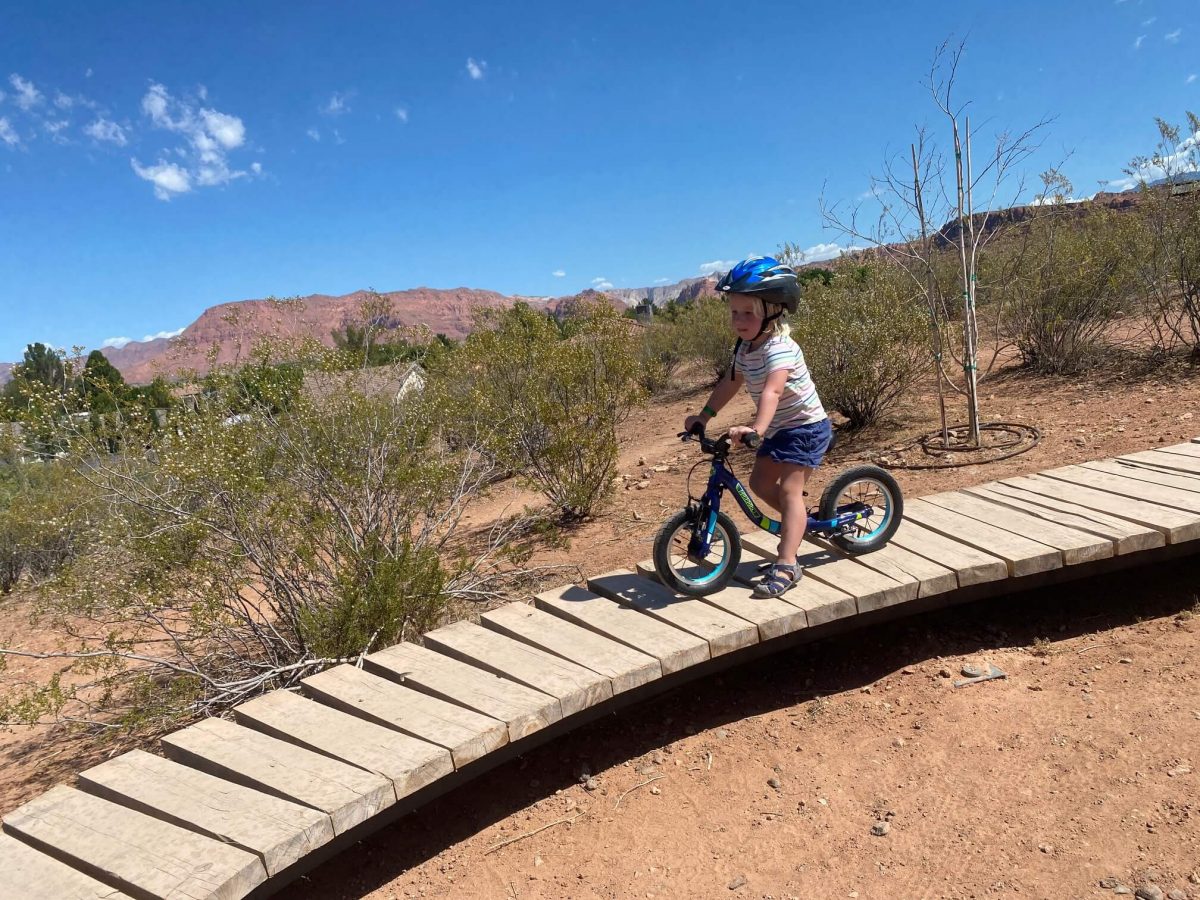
[{"left": 693, "top": 458, "right": 872, "bottom": 557}]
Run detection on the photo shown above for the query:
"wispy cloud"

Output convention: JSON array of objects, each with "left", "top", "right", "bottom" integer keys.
[
  {"left": 466, "top": 58, "right": 487, "bottom": 80},
  {"left": 699, "top": 259, "right": 737, "bottom": 275},
  {"left": 1134, "top": 34, "right": 1146, "bottom": 50},
  {"left": 591, "top": 276, "right": 613, "bottom": 289},
  {"left": 394, "top": 105, "right": 409, "bottom": 124},
  {"left": 9, "top": 74, "right": 42, "bottom": 111},
  {"left": 84, "top": 117, "right": 127, "bottom": 146},
  {"left": 320, "top": 91, "right": 352, "bottom": 116},
  {"left": 552, "top": 269, "right": 566, "bottom": 277},
  {"left": 102, "top": 326, "right": 184, "bottom": 350},
  {"left": 0, "top": 117, "right": 18, "bottom": 147},
  {"left": 1165, "top": 29, "right": 1182, "bottom": 43},
  {"left": 133, "top": 82, "right": 258, "bottom": 200},
  {"left": 796, "top": 242, "right": 862, "bottom": 262},
  {"left": 653, "top": 278, "right": 671, "bottom": 284},
  {"left": 1142, "top": 16, "right": 1157, "bottom": 26},
  {"left": 1189, "top": 74, "right": 1197, "bottom": 84},
  {"left": 306, "top": 127, "right": 321, "bottom": 141}
]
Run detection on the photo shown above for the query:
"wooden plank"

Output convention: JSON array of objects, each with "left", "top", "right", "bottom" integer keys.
[
  {"left": 922, "top": 490, "right": 1113, "bottom": 565},
  {"left": 902, "top": 497, "right": 1062, "bottom": 577},
  {"left": 535, "top": 584, "right": 709, "bottom": 675},
  {"left": 160, "top": 717, "right": 393, "bottom": 836},
  {"left": 481, "top": 602, "right": 662, "bottom": 695},
  {"left": 1081, "top": 458, "right": 1200, "bottom": 494},
  {"left": 232, "top": 691, "right": 453, "bottom": 800},
  {"left": 888, "top": 519, "right": 1008, "bottom": 587},
  {"left": 1156, "top": 441, "right": 1200, "bottom": 458},
  {"left": 636, "top": 553, "right": 808, "bottom": 640},
  {"left": 77, "top": 748, "right": 332, "bottom": 878},
  {"left": 587, "top": 569, "right": 759, "bottom": 656},
  {"left": 1040, "top": 465, "right": 1200, "bottom": 515},
  {"left": 423, "top": 620, "right": 612, "bottom": 717},
  {"left": 301, "top": 664, "right": 508, "bottom": 767},
  {"left": 998, "top": 474, "right": 1200, "bottom": 542},
  {"left": 0, "top": 832, "right": 136, "bottom": 900},
  {"left": 364, "top": 642, "right": 560, "bottom": 741},
  {"left": 727, "top": 547, "right": 859, "bottom": 626},
  {"left": 740, "top": 532, "right": 917, "bottom": 613},
  {"left": 964, "top": 483, "right": 1164, "bottom": 555},
  {"left": 1119, "top": 448, "right": 1200, "bottom": 475},
  {"left": 837, "top": 540, "right": 959, "bottom": 598},
  {"left": 2, "top": 785, "right": 264, "bottom": 900}
]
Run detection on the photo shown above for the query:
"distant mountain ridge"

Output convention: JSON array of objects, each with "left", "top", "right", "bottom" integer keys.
[{"left": 1, "top": 276, "right": 719, "bottom": 386}]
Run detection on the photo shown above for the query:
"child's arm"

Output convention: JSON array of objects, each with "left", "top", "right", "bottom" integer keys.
[{"left": 684, "top": 369, "right": 743, "bottom": 432}]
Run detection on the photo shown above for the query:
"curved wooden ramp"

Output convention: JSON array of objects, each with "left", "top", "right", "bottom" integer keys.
[{"left": 4, "top": 441, "right": 1200, "bottom": 899}]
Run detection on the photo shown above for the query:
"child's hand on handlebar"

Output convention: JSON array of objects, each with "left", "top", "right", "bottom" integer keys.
[
  {"left": 727, "top": 425, "right": 760, "bottom": 448},
  {"left": 682, "top": 414, "right": 706, "bottom": 435}
]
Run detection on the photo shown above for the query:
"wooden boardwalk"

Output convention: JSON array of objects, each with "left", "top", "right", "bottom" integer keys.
[{"left": 4, "top": 440, "right": 1200, "bottom": 899}]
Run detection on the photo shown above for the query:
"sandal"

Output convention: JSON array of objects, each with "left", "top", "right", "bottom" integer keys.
[{"left": 753, "top": 563, "right": 802, "bottom": 598}]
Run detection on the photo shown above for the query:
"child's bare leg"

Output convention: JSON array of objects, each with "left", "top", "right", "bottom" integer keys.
[
  {"left": 748, "top": 457, "right": 784, "bottom": 518},
  {"left": 775, "top": 465, "right": 813, "bottom": 565}
]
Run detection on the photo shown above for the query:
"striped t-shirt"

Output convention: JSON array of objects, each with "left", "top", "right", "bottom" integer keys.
[{"left": 734, "top": 334, "right": 827, "bottom": 437}]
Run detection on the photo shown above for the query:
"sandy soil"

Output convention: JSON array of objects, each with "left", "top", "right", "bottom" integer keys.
[{"left": 2, "top": 350, "right": 1199, "bottom": 899}]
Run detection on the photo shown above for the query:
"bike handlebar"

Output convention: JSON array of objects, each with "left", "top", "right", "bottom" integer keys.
[{"left": 680, "top": 423, "right": 759, "bottom": 454}]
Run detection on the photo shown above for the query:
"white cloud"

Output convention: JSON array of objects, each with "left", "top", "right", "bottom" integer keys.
[
  {"left": 306, "top": 127, "right": 321, "bottom": 141},
  {"left": 321, "top": 92, "right": 351, "bottom": 116},
  {"left": 84, "top": 117, "right": 127, "bottom": 146},
  {"left": 1143, "top": 16, "right": 1157, "bottom": 26},
  {"left": 333, "top": 128, "right": 345, "bottom": 145},
  {"left": 394, "top": 105, "right": 409, "bottom": 124},
  {"left": 135, "top": 83, "right": 257, "bottom": 198},
  {"left": 9, "top": 74, "right": 42, "bottom": 110},
  {"left": 1165, "top": 29, "right": 1182, "bottom": 43},
  {"left": 593, "top": 281, "right": 614, "bottom": 290},
  {"left": 466, "top": 58, "right": 487, "bottom": 80},
  {"left": 102, "top": 327, "right": 183, "bottom": 349},
  {"left": 1134, "top": 34, "right": 1146, "bottom": 49},
  {"left": 797, "top": 242, "right": 863, "bottom": 262},
  {"left": 130, "top": 158, "right": 192, "bottom": 200},
  {"left": 53, "top": 91, "right": 74, "bottom": 109},
  {"left": 101, "top": 336, "right": 131, "bottom": 349},
  {"left": 699, "top": 259, "right": 737, "bottom": 275},
  {"left": 43, "top": 119, "right": 70, "bottom": 143},
  {"left": 653, "top": 278, "right": 671, "bottom": 284},
  {"left": 0, "top": 117, "right": 18, "bottom": 147},
  {"left": 591, "top": 276, "right": 608, "bottom": 285},
  {"left": 1189, "top": 74, "right": 1198, "bottom": 84},
  {"left": 143, "top": 327, "right": 184, "bottom": 341},
  {"left": 552, "top": 269, "right": 566, "bottom": 277},
  {"left": 84, "top": 68, "right": 93, "bottom": 78},
  {"left": 250, "top": 161, "right": 261, "bottom": 175}
]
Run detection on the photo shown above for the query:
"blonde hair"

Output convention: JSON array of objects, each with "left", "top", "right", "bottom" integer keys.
[{"left": 749, "top": 296, "right": 791, "bottom": 339}]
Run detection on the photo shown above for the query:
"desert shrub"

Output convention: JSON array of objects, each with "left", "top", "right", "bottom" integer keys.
[
  {"left": 638, "top": 320, "right": 684, "bottom": 394},
  {"left": 0, "top": 460, "right": 100, "bottom": 593},
  {"left": 670, "top": 295, "right": 737, "bottom": 382},
  {"left": 792, "top": 262, "right": 928, "bottom": 428},
  {"left": 429, "top": 300, "right": 646, "bottom": 519},
  {"left": 0, "top": 343, "right": 541, "bottom": 732},
  {"left": 998, "top": 207, "right": 1133, "bottom": 374},
  {"left": 1120, "top": 113, "right": 1200, "bottom": 360}
]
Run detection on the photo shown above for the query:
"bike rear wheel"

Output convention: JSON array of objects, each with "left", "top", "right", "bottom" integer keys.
[
  {"left": 653, "top": 507, "right": 741, "bottom": 596},
  {"left": 818, "top": 465, "right": 903, "bottom": 554}
]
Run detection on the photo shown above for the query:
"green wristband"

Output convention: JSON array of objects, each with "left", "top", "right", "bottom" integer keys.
[{"left": 701, "top": 404, "right": 717, "bottom": 418}]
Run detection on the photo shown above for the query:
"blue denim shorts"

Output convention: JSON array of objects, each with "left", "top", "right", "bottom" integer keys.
[{"left": 758, "top": 418, "right": 832, "bottom": 468}]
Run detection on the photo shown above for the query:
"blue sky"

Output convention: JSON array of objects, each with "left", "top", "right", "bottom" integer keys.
[{"left": 1, "top": 0, "right": 1197, "bottom": 361}]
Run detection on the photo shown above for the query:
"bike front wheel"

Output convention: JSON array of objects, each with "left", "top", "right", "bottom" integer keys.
[
  {"left": 652, "top": 507, "right": 741, "bottom": 596},
  {"left": 818, "top": 465, "right": 903, "bottom": 554}
]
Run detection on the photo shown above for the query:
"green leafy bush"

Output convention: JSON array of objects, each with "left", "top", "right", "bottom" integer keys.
[
  {"left": 430, "top": 300, "right": 646, "bottom": 519},
  {"left": 792, "top": 262, "right": 928, "bottom": 428}
]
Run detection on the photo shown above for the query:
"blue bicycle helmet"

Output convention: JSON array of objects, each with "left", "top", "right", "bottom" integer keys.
[{"left": 716, "top": 256, "right": 801, "bottom": 313}]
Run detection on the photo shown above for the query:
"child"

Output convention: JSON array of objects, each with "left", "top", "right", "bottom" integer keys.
[{"left": 682, "top": 256, "right": 831, "bottom": 598}]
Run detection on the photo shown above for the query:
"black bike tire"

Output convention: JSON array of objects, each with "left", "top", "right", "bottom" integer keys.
[
  {"left": 818, "top": 465, "right": 904, "bottom": 555},
  {"left": 652, "top": 507, "right": 742, "bottom": 596}
]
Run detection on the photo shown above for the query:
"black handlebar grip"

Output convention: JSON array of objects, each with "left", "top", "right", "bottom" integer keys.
[
  {"left": 742, "top": 432, "right": 761, "bottom": 450},
  {"left": 689, "top": 422, "right": 705, "bottom": 437}
]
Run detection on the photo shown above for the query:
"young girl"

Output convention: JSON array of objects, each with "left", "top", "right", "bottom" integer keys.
[{"left": 682, "top": 256, "right": 831, "bottom": 598}]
